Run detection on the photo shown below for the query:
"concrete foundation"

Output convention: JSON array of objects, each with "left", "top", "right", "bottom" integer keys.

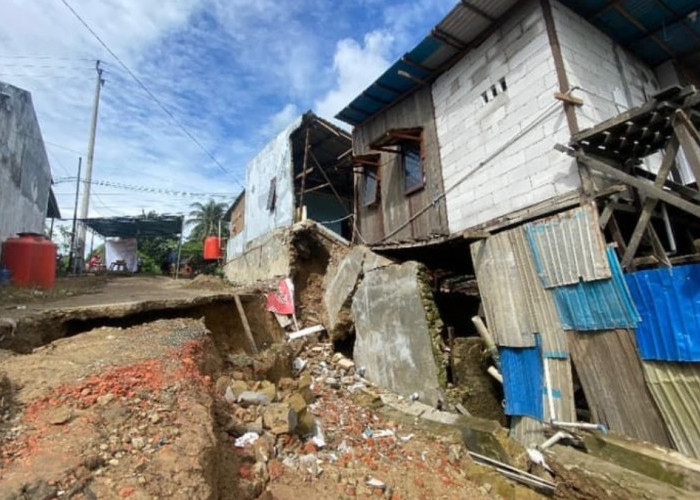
[
  {"left": 323, "top": 246, "right": 392, "bottom": 341},
  {"left": 352, "top": 261, "right": 446, "bottom": 406}
]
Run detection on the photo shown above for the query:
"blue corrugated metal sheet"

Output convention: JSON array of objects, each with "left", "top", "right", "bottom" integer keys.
[
  {"left": 626, "top": 264, "right": 700, "bottom": 362},
  {"left": 553, "top": 247, "right": 640, "bottom": 330},
  {"left": 500, "top": 338, "right": 544, "bottom": 420}
]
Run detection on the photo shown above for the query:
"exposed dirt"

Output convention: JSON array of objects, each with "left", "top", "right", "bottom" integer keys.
[{"left": 0, "top": 276, "right": 111, "bottom": 308}]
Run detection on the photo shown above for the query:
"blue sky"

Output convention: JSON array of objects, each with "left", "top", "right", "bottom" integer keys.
[{"left": 0, "top": 0, "right": 455, "bottom": 220}]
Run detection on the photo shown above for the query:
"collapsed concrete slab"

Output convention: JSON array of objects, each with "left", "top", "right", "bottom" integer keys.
[
  {"left": 322, "top": 246, "right": 392, "bottom": 341},
  {"left": 352, "top": 261, "right": 446, "bottom": 406}
]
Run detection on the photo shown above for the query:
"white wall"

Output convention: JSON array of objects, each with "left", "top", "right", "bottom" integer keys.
[
  {"left": 552, "top": 1, "right": 659, "bottom": 130},
  {"left": 0, "top": 83, "right": 52, "bottom": 247},
  {"left": 432, "top": 0, "right": 580, "bottom": 234},
  {"left": 226, "top": 117, "right": 301, "bottom": 264}
]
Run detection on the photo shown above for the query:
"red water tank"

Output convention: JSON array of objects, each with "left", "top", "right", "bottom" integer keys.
[
  {"left": 1, "top": 233, "right": 56, "bottom": 288},
  {"left": 36, "top": 236, "right": 57, "bottom": 289},
  {"left": 203, "top": 236, "right": 222, "bottom": 260}
]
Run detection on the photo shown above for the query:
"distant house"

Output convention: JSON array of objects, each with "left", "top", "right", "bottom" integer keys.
[
  {"left": 223, "top": 111, "right": 352, "bottom": 283},
  {"left": 0, "top": 82, "right": 57, "bottom": 247},
  {"left": 336, "top": 1, "right": 700, "bottom": 456}
]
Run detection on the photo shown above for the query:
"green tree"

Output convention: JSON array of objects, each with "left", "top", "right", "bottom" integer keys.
[{"left": 187, "top": 200, "right": 228, "bottom": 241}]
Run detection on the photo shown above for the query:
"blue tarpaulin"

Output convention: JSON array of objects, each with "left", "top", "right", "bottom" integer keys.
[
  {"left": 500, "top": 337, "right": 543, "bottom": 420},
  {"left": 553, "top": 247, "right": 640, "bottom": 330},
  {"left": 626, "top": 264, "right": 700, "bottom": 362}
]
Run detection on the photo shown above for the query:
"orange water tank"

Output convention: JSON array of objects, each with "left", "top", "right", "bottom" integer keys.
[{"left": 203, "top": 236, "right": 222, "bottom": 260}]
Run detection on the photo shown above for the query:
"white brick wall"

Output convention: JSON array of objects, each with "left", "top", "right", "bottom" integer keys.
[{"left": 432, "top": 0, "right": 578, "bottom": 234}]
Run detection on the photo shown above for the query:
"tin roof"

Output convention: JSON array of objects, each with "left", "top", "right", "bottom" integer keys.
[
  {"left": 526, "top": 205, "right": 611, "bottom": 288},
  {"left": 644, "top": 361, "right": 700, "bottom": 458},
  {"left": 560, "top": 0, "right": 700, "bottom": 83},
  {"left": 626, "top": 264, "right": 700, "bottom": 362},
  {"left": 81, "top": 215, "right": 184, "bottom": 238},
  {"left": 552, "top": 247, "right": 641, "bottom": 331},
  {"left": 335, "top": 0, "right": 520, "bottom": 126},
  {"left": 500, "top": 340, "right": 544, "bottom": 420}
]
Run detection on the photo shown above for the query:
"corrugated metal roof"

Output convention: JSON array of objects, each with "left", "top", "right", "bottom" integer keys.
[
  {"left": 643, "top": 361, "right": 700, "bottom": 458},
  {"left": 526, "top": 204, "right": 611, "bottom": 288},
  {"left": 335, "top": 0, "right": 520, "bottom": 126},
  {"left": 553, "top": 247, "right": 640, "bottom": 330},
  {"left": 626, "top": 264, "right": 700, "bottom": 362},
  {"left": 559, "top": 1, "right": 700, "bottom": 83},
  {"left": 509, "top": 227, "right": 570, "bottom": 355},
  {"left": 471, "top": 233, "right": 537, "bottom": 347},
  {"left": 569, "top": 330, "right": 673, "bottom": 447},
  {"left": 500, "top": 340, "right": 544, "bottom": 420}
]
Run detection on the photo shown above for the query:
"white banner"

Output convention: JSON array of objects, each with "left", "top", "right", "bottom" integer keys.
[{"left": 105, "top": 238, "right": 138, "bottom": 272}]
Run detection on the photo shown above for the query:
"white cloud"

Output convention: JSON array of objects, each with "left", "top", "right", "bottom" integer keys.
[
  {"left": 261, "top": 103, "right": 300, "bottom": 138},
  {"left": 314, "top": 30, "right": 394, "bottom": 122}
]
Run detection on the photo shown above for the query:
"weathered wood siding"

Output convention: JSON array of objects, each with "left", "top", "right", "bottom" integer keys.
[
  {"left": 229, "top": 193, "right": 245, "bottom": 236},
  {"left": 353, "top": 87, "right": 448, "bottom": 245}
]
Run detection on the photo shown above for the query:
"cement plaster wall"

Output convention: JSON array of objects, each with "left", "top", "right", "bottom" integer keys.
[{"left": 0, "top": 82, "right": 51, "bottom": 247}]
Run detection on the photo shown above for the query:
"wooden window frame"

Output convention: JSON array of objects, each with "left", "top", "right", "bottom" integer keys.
[{"left": 402, "top": 139, "right": 425, "bottom": 195}]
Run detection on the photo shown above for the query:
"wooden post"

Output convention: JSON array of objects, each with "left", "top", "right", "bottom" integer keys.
[
  {"left": 308, "top": 148, "right": 349, "bottom": 213},
  {"left": 298, "top": 127, "right": 310, "bottom": 219},
  {"left": 234, "top": 295, "right": 258, "bottom": 354},
  {"left": 621, "top": 137, "right": 680, "bottom": 268}
]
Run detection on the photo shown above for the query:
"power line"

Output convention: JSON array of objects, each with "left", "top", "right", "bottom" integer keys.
[
  {"left": 59, "top": 0, "right": 242, "bottom": 187},
  {"left": 54, "top": 176, "right": 236, "bottom": 198},
  {"left": 0, "top": 55, "right": 94, "bottom": 61}
]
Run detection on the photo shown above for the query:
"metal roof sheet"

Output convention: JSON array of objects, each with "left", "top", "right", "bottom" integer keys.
[
  {"left": 335, "top": 0, "right": 520, "bottom": 126},
  {"left": 552, "top": 247, "right": 641, "bottom": 330},
  {"left": 626, "top": 264, "right": 700, "bottom": 362},
  {"left": 559, "top": 1, "right": 700, "bottom": 79},
  {"left": 644, "top": 361, "right": 700, "bottom": 458},
  {"left": 471, "top": 232, "right": 537, "bottom": 348},
  {"left": 81, "top": 215, "right": 184, "bottom": 238},
  {"left": 526, "top": 204, "right": 611, "bottom": 288},
  {"left": 500, "top": 340, "right": 544, "bottom": 420}
]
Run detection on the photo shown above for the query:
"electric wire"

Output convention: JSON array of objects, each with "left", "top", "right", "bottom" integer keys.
[{"left": 59, "top": 0, "right": 243, "bottom": 187}]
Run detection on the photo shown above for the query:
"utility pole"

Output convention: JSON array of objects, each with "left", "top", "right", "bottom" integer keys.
[
  {"left": 69, "top": 157, "right": 82, "bottom": 274},
  {"left": 75, "top": 60, "right": 104, "bottom": 272}
]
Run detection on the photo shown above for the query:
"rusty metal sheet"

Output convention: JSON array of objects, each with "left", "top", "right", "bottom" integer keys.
[
  {"left": 525, "top": 204, "right": 611, "bottom": 288},
  {"left": 643, "top": 362, "right": 700, "bottom": 459},
  {"left": 568, "top": 329, "right": 672, "bottom": 448},
  {"left": 471, "top": 233, "right": 535, "bottom": 347},
  {"left": 509, "top": 227, "right": 569, "bottom": 355}
]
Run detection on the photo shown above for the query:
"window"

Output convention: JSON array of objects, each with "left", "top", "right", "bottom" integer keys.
[
  {"left": 402, "top": 145, "right": 424, "bottom": 194},
  {"left": 480, "top": 76, "right": 508, "bottom": 105},
  {"left": 266, "top": 177, "right": 276, "bottom": 211},
  {"left": 361, "top": 165, "right": 379, "bottom": 207}
]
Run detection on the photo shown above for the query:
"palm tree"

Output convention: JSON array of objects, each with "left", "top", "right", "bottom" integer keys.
[{"left": 187, "top": 200, "right": 228, "bottom": 241}]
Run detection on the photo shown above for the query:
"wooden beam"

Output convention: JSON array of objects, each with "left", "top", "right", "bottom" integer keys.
[
  {"left": 621, "top": 137, "right": 680, "bottom": 268},
  {"left": 234, "top": 295, "right": 258, "bottom": 355},
  {"left": 607, "top": 214, "right": 628, "bottom": 256},
  {"left": 308, "top": 148, "right": 350, "bottom": 213},
  {"left": 578, "top": 153, "right": 700, "bottom": 218},
  {"left": 645, "top": 225, "right": 672, "bottom": 268},
  {"left": 298, "top": 182, "right": 330, "bottom": 194},
  {"left": 673, "top": 113, "right": 700, "bottom": 183},
  {"left": 633, "top": 166, "right": 700, "bottom": 202},
  {"left": 298, "top": 127, "right": 310, "bottom": 214},
  {"left": 460, "top": 1, "right": 494, "bottom": 21}
]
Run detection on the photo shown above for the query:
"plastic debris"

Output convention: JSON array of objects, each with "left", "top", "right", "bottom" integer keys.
[
  {"left": 366, "top": 478, "right": 386, "bottom": 489},
  {"left": 236, "top": 391, "right": 271, "bottom": 406},
  {"left": 527, "top": 448, "right": 553, "bottom": 473},
  {"left": 363, "top": 427, "right": 374, "bottom": 439},
  {"left": 409, "top": 392, "right": 420, "bottom": 401},
  {"left": 311, "top": 420, "right": 326, "bottom": 448},
  {"left": 299, "top": 453, "right": 322, "bottom": 476},
  {"left": 372, "top": 429, "right": 395, "bottom": 439},
  {"left": 399, "top": 434, "right": 414, "bottom": 442},
  {"left": 293, "top": 357, "right": 308, "bottom": 373},
  {"left": 234, "top": 432, "right": 259, "bottom": 448},
  {"left": 224, "top": 386, "right": 235, "bottom": 403}
]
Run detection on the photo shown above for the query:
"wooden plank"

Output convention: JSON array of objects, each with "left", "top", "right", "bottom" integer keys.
[
  {"left": 308, "top": 148, "right": 350, "bottom": 213},
  {"left": 607, "top": 214, "right": 628, "bottom": 256},
  {"left": 578, "top": 153, "right": 700, "bottom": 218},
  {"left": 298, "top": 128, "right": 310, "bottom": 214},
  {"left": 568, "top": 329, "right": 673, "bottom": 448},
  {"left": 645, "top": 225, "right": 672, "bottom": 268},
  {"left": 621, "top": 138, "right": 680, "bottom": 268},
  {"left": 633, "top": 166, "right": 700, "bottom": 203},
  {"left": 234, "top": 295, "right": 258, "bottom": 354}
]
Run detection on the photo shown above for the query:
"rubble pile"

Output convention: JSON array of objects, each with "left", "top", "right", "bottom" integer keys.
[{"left": 218, "top": 341, "right": 495, "bottom": 499}]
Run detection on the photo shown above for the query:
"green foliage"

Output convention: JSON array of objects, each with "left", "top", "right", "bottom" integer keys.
[{"left": 187, "top": 200, "right": 229, "bottom": 242}]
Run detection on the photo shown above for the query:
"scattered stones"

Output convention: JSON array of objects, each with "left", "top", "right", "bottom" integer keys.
[
  {"left": 262, "top": 403, "right": 297, "bottom": 435},
  {"left": 48, "top": 407, "right": 72, "bottom": 425},
  {"left": 237, "top": 391, "right": 271, "bottom": 406}
]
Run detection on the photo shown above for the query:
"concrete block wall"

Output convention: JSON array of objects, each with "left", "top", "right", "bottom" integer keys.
[
  {"left": 432, "top": 0, "right": 579, "bottom": 234},
  {"left": 552, "top": 1, "right": 660, "bottom": 130},
  {"left": 0, "top": 82, "right": 52, "bottom": 247}
]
